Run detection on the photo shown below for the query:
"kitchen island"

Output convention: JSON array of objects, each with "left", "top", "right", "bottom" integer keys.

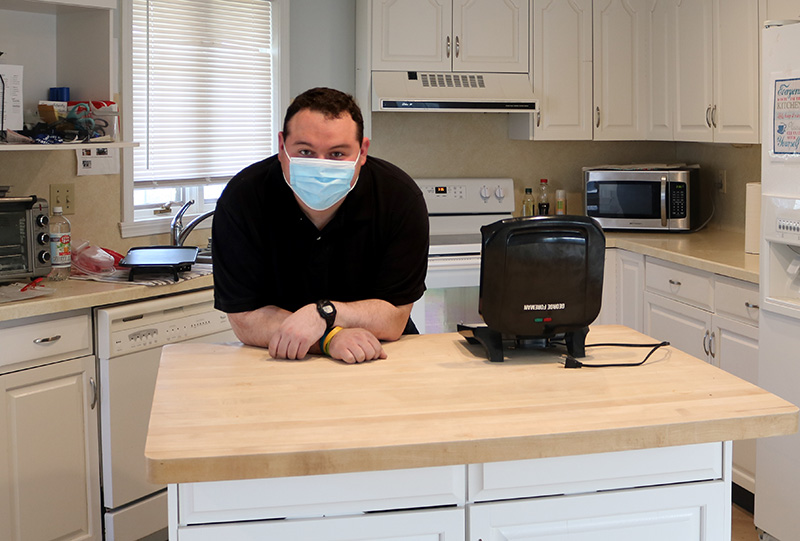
[{"left": 146, "top": 325, "right": 796, "bottom": 540}]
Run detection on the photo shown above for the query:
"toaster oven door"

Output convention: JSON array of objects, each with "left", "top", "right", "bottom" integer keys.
[{"left": 0, "top": 209, "right": 31, "bottom": 274}]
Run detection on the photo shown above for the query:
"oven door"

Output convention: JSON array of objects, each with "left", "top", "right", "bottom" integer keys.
[
  {"left": 0, "top": 209, "right": 31, "bottom": 276},
  {"left": 412, "top": 253, "right": 483, "bottom": 334}
]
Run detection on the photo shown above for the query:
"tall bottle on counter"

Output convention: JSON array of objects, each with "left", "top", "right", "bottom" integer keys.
[
  {"left": 537, "top": 178, "right": 550, "bottom": 215},
  {"left": 49, "top": 207, "right": 72, "bottom": 281},
  {"left": 522, "top": 187, "right": 535, "bottom": 216}
]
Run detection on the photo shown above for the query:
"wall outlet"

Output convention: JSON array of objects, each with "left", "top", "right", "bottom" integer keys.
[
  {"left": 716, "top": 170, "right": 727, "bottom": 194},
  {"left": 49, "top": 183, "right": 75, "bottom": 214}
]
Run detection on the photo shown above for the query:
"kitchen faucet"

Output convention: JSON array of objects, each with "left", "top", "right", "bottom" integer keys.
[{"left": 170, "top": 200, "right": 214, "bottom": 247}]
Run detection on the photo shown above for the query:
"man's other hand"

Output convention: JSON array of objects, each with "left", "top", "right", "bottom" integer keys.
[
  {"left": 327, "top": 328, "right": 386, "bottom": 364},
  {"left": 268, "top": 304, "right": 325, "bottom": 359}
]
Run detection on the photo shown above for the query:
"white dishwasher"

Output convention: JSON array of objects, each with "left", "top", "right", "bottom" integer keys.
[{"left": 94, "top": 288, "right": 237, "bottom": 541}]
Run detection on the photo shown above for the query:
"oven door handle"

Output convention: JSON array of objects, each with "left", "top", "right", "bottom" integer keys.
[{"left": 660, "top": 176, "right": 668, "bottom": 227}]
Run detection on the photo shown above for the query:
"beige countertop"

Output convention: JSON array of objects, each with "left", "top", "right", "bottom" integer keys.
[
  {"left": 145, "top": 326, "right": 797, "bottom": 485},
  {"left": 606, "top": 227, "right": 759, "bottom": 283},
  {"left": 0, "top": 228, "right": 756, "bottom": 324},
  {"left": 0, "top": 274, "right": 214, "bottom": 324}
]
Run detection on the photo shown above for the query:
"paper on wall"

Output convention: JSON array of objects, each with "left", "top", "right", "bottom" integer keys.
[
  {"left": 0, "top": 64, "right": 23, "bottom": 131},
  {"left": 76, "top": 147, "right": 120, "bottom": 176}
]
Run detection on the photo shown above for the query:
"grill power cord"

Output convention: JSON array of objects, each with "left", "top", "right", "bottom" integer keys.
[{"left": 561, "top": 341, "right": 670, "bottom": 369}]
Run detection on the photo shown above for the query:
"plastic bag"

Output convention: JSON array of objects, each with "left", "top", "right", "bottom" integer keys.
[{"left": 71, "top": 238, "right": 117, "bottom": 276}]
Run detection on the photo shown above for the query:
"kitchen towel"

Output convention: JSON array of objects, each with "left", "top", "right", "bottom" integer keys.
[{"left": 745, "top": 182, "right": 761, "bottom": 255}]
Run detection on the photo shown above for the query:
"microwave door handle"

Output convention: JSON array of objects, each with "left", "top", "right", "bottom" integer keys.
[{"left": 660, "top": 177, "right": 668, "bottom": 227}]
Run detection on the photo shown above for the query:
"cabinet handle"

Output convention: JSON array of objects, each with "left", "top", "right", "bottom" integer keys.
[
  {"left": 709, "top": 331, "right": 716, "bottom": 359},
  {"left": 595, "top": 106, "right": 600, "bottom": 128},
  {"left": 89, "top": 377, "right": 98, "bottom": 410},
  {"left": 33, "top": 335, "right": 61, "bottom": 344},
  {"left": 711, "top": 104, "right": 718, "bottom": 128},
  {"left": 705, "top": 105, "right": 712, "bottom": 128},
  {"left": 745, "top": 301, "right": 759, "bottom": 310},
  {"left": 668, "top": 279, "right": 681, "bottom": 286},
  {"left": 455, "top": 35, "right": 460, "bottom": 58},
  {"left": 446, "top": 35, "right": 451, "bottom": 58},
  {"left": 536, "top": 110, "right": 541, "bottom": 127},
  {"left": 703, "top": 330, "right": 710, "bottom": 356}
]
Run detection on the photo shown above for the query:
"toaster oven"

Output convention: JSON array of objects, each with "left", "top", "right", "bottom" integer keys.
[
  {"left": 0, "top": 196, "right": 52, "bottom": 283},
  {"left": 584, "top": 167, "right": 704, "bottom": 231}
]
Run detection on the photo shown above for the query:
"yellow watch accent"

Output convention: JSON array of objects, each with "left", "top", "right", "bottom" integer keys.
[{"left": 323, "top": 326, "right": 344, "bottom": 356}]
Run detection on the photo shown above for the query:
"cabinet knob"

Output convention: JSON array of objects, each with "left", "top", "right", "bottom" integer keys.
[
  {"left": 745, "top": 301, "right": 759, "bottom": 310},
  {"left": 668, "top": 279, "right": 681, "bottom": 287},
  {"left": 455, "top": 35, "right": 460, "bottom": 58},
  {"left": 595, "top": 106, "right": 600, "bottom": 128},
  {"left": 446, "top": 35, "right": 451, "bottom": 58},
  {"left": 711, "top": 105, "right": 718, "bottom": 128}
]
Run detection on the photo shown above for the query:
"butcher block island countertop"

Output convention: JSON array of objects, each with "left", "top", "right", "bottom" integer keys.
[{"left": 145, "top": 325, "right": 797, "bottom": 485}]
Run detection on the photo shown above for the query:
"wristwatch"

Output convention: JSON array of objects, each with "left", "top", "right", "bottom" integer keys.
[{"left": 316, "top": 300, "right": 337, "bottom": 332}]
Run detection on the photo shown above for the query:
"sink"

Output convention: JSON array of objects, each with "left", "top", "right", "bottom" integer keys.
[{"left": 196, "top": 249, "right": 213, "bottom": 265}]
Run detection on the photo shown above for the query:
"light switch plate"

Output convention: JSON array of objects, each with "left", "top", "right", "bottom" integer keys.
[{"left": 49, "top": 183, "right": 75, "bottom": 214}]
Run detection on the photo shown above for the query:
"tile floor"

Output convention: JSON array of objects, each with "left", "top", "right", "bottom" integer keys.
[{"left": 733, "top": 504, "right": 759, "bottom": 541}]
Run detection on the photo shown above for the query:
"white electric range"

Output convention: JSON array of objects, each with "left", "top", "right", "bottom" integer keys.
[{"left": 411, "top": 178, "right": 515, "bottom": 333}]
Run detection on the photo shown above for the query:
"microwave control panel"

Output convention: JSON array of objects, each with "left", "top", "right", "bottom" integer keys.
[{"left": 669, "top": 182, "right": 688, "bottom": 218}]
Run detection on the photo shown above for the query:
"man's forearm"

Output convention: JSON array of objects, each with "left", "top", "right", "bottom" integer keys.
[
  {"left": 227, "top": 305, "right": 291, "bottom": 347},
  {"left": 332, "top": 299, "right": 412, "bottom": 341}
]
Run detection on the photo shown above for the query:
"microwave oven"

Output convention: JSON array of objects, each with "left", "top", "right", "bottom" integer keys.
[
  {"left": 584, "top": 168, "right": 703, "bottom": 231},
  {"left": 0, "top": 196, "right": 52, "bottom": 284}
]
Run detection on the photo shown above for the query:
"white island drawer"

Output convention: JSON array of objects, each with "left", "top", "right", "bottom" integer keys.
[
  {"left": 0, "top": 310, "right": 92, "bottom": 372},
  {"left": 178, "top": 465, "right": 466, "bottom": 525},
  {"left": 645, "top": 258, "right": 713, "bottom": 311},
  {"left": 468, "top": 443, "right": 723, "bottom": 503}
]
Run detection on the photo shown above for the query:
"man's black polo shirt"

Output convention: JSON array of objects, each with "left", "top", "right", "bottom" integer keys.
[{"left": 212, "top": 154, "right": 429, "bottom": 323}]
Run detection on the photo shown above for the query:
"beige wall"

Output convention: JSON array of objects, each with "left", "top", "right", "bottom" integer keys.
[{"left": 0, "top": 113, "right": 759, "bottom": 254}]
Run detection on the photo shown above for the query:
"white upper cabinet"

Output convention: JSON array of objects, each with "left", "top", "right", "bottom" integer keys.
[
  {"left": 663, "top": 0, "right": 760, "bottom": 143},
  {"left": 593, "top": 0, "right": 649, "bottom": 140},
  {"left": 370, "top": 0, "right": 529, "bottom": 73},
  {"left": 530, "top": 0, "right": 594, "bottom": 140},
  {"left": 763, "top": 0, "right": 800, "bottom": 20}
]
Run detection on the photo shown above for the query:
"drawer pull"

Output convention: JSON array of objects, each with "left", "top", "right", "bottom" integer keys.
[
  {"left": 33, "top": 335, "right": 62, "bottom": 344},
  {"left": 702, "top": 330, "right": 710, "bottom": 356},
  {"left": 668, "top": 279, "right": 682, "bottom": 286},
  {"left": 745, "top": 302, "right": 760, "bottom": 310}
]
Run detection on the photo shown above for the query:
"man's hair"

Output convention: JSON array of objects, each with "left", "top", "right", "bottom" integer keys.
[{"left": 283, "top": 87, "right": 364, "bottom": 143}]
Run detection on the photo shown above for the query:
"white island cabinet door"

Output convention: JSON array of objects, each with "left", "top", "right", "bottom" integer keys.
[
  {"left": 177, "top": 507, "right": 464, "bottom": 541},
  {"left": 468, "top": 480, "right": 729, "bottom": 541}
]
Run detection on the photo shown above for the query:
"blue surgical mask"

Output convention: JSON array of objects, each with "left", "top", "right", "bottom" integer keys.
[{"left": 284, "top": 148, "right": 360, "bottom": 211}]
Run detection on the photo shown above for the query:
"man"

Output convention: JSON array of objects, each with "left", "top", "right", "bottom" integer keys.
[{"left": 212, "top": 87, "right": 429, "bottom": 364}]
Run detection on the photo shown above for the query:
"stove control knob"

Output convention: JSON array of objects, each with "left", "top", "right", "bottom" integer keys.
[
  {"left": 38, "top": 251, "right": 51, "bottom": 264},
  {"left": 37, "top": 232, "right": 50, "bottom": 245},
  {"left": 479, "top": 185, "right": 490, "bottom": 201},
  {"left": 494, "top": 186, "right": 505, "bottom": 201}
]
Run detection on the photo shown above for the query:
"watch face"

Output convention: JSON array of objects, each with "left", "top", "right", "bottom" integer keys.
[{"left": 322, "top": 305, "right": 334, "bottom": 315}]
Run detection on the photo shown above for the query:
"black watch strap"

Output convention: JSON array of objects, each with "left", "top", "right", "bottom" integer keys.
[{"left": 316, "top": 300, "right": 337, "bottom": 331}]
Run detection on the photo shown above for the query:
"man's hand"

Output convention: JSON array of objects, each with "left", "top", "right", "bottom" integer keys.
[
  {"left": 327, "top": 328, "right": 386, "bottom": 363},
  {"left": 268, "top": 304, "right": 325, "bottom": 359}
]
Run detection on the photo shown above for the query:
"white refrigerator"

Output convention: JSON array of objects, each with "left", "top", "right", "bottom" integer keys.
[{"left": 757, "top": 19, "right": 800, "bottom": 541}]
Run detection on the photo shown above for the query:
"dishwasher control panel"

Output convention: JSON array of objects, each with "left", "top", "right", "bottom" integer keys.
[{"left": 95, "top": 289, "right": 233, "bottom": 358}]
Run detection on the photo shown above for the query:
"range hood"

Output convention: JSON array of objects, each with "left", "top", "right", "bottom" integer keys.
[{"left": 371, "top": 71, "right": 538, "bottom": 113}]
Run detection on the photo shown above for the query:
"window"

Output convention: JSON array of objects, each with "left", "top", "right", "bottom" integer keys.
[{"left": 120, "top": 0, "right": 287, "bottom": 237}]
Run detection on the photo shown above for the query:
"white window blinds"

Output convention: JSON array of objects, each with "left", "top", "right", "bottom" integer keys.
[{"left": 132, "top": 0, "right": 274, "bottom": 186}]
